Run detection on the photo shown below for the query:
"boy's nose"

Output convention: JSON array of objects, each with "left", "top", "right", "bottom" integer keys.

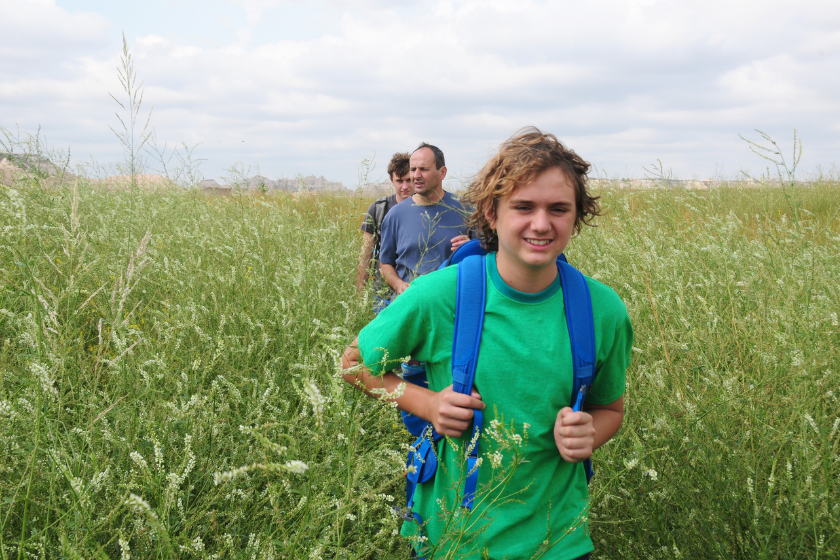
[{"left": 532, "top": 210, "right": 550, "bottom": 231}]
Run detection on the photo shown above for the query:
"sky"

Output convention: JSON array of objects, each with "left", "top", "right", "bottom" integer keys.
[{"left": 1, "top": 0, "right": 838, "bottom": 188}]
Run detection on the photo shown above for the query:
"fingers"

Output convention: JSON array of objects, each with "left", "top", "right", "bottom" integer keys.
[
  {"left": 450, "top": 234, "right": 469, "bottom": 251},
  {"left": 555, "top": 408, "right": 595, "bottom": 463},
  {"left": 432, "top": 385, "right": 485, "bottom": 437}
]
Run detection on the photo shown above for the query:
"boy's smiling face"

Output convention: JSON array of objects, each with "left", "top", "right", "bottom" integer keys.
[{"left": 486, "top": 166, "right": 577, "bottom": 292}]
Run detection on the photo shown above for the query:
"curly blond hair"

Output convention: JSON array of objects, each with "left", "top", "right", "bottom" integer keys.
[{"left": 462, "top": 127, "right": 602, "bottom": 250}]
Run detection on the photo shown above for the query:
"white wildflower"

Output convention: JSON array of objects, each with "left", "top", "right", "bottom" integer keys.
[
  {"left": 303, "top": 379, "right": 326, "bottom": 427},
  {"left": 126, "top": 494, "right": 157, "bottom": 520},
  {"left": 130, "top": 451, "right": 148, "bottom": 470},
  {"left": 489, "top": 451, "right": 503, "bottom": 469},
  {"left": 804, "top": 413, "right": 819, "bottom": 435},
  {"left": 466, "top": 457, "right": 483, "bottom": 477},
  {"left": 284, "top": 460, "right": 309, "bottom": 474},
  {"left": 370, "top": 381, "right": 406, "bottom": 400},
  {"left": 153, "top": 438, "right": 165, "bottom": 472},
  {"left": 119, "top": 535, "right": 131, "bottom": 560},
  {"left": 30, "top": 361, "right": 58, "bottom": 396}
]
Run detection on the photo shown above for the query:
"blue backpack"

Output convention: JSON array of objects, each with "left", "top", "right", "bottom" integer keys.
[{"left": 400, "top": 239, "right": 596, "bottom": 528}]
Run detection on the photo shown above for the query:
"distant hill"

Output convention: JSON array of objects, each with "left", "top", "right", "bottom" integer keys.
[
  {"left": 198, "top": 175, "right": 393, "bottom": 196},
  {"left": 1, "top": 152, "right": 75, "bottom": 187},
  {"left": 0, "top": 154, "right": 380, "bottom": 195}
]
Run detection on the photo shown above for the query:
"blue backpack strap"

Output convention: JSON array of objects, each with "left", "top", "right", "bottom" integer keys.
[
  {"left": 557, "top": 260, "right": 596, "bottom": 483},
  {"left": 451, "top": 255, "right": 487, "bottom": 508},
  {"left": 451, "top": 255, "right": 486, "bottom": 394}
]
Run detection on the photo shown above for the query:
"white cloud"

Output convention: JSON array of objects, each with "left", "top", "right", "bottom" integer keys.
[{"left": 1, "top": 0, "right": 838, "bottom": 184}]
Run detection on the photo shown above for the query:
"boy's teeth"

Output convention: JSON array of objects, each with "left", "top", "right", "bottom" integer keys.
[{"left": 527, "top": 239, "right": 550, "bottom": 246}]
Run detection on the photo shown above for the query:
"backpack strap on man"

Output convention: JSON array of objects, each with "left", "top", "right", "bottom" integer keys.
[
  {"left": 557, "top": 260, "right": 597, "bottom": 483},
  {"left": 372, "top": 196, "right": 389, "bottom": 256}
]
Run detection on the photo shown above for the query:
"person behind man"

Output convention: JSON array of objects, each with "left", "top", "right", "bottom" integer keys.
[
  {"left": 379, "top": 143, "right": 470, "bottom": 297},
  {"left": 356, "top": 152, "right": 413, "bottom": 310}
]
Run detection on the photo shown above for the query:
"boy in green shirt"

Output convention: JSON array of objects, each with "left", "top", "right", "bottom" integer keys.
[{"left": 342, "top": 128, "right": 632, "bottom": 559}]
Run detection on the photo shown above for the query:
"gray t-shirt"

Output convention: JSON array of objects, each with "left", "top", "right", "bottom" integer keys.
[{"left": 379, "top": 191, "right": 471, "bottom": 283}]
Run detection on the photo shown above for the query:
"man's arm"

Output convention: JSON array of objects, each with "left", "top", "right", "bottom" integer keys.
[
  {"left": 553, "top": 396, "right": 624, "bottom": 463},
  {"left": 341, "top": 338, "right": 484, "bottom": 437},
  {"left": 356, "top": 232, "right": 375, "bottom": 293},
  {"left": 380, "top": 263, "right": 410, "bottom": 295}
]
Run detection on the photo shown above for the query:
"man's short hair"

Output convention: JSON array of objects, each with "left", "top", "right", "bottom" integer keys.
[
  {"left": 387, "top": 152, "right": 410, "bottom": 180},
  {"left": 413, "top": 143, "right": 445, "bottom": 170},
  {"left": 462, "top": 127, "right": 603, "bottom": 250}
]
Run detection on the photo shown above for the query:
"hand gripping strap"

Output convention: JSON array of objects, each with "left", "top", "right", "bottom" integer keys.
[{"left": 558, "top": 261, "right": 596, "bottom": 483}]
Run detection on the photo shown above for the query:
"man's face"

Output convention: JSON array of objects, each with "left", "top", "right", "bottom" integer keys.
[
  {"left": 391, "top": 173, "right": 413, "bottom": 202},
  {"left": 410, "top": 147, "right": 446, "bottom": 198}
]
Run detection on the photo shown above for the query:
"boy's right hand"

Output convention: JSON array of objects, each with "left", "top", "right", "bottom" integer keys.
[{"left": 428, "top": 385, "right": 485, "bottom": 437}]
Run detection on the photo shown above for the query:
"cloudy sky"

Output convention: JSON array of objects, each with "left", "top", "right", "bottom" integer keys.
[{"left": 1, "top": 0, "right": 838, "bottom": 187}]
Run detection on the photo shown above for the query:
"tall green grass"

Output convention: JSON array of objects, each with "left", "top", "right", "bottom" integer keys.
[{"left": 1, "top": 178, "right": 838, "bottom": 559}]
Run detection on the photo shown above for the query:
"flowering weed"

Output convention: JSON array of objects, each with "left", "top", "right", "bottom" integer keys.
[{"left": 0, "top": 177, "right": 837, "bottom": 558}]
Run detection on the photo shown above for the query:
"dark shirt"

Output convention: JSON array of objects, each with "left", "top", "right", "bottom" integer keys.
[{"left": 361, "top": 193, "right": 399, "bottom": 292}]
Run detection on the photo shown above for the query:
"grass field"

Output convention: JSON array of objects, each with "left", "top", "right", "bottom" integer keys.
[{"left": 1, "top": 176, "right": 838, "bottom": 559}]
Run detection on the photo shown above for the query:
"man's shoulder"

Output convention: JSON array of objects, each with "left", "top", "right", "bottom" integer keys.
[
  {"left": 442, "top": 191, "right": 468, "bottom": 206},
  {"left": 382, "top": 196, "right": 417, "bottom": 223},
  {"left": 369, "top": 193, "right": 395, "bottom": 208}
]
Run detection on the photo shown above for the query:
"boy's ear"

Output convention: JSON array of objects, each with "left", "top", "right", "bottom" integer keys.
[{"left": 485, "top": 204, "right": 497, "bottom": 230}]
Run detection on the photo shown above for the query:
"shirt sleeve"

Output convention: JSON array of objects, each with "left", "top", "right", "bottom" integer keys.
[
  {"left": 587, "top": 283, "right": 633, "bottom": 405},
  {"left": 360, "top": 201, "right": 377, "bottom": 234},
  {"left": 378, "top": 210, "right": 397, "bottom": 266},
  {"left": 358, "top": 279, "right": 431, "bottom": 374}
]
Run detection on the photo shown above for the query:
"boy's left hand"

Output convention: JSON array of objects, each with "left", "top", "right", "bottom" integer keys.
[{"left": 554, "top": 407, "right": 596, "bottom": 463}]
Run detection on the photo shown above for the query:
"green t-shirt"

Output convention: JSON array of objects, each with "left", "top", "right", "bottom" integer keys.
[{"left": 358, "top": 253, "right": 633, "bottom": 560}]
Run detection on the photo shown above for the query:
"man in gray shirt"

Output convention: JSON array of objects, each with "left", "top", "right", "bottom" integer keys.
[
  {"left": 356, "top": 152, "right": 413, "bottom": 312},
  {"left": 379, "top": 143, "right": 470, "bottom": 297}
]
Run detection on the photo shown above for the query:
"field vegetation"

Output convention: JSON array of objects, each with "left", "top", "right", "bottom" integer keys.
[{"left": 1, "top": 160, "right": 838, "bottom": 558}]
